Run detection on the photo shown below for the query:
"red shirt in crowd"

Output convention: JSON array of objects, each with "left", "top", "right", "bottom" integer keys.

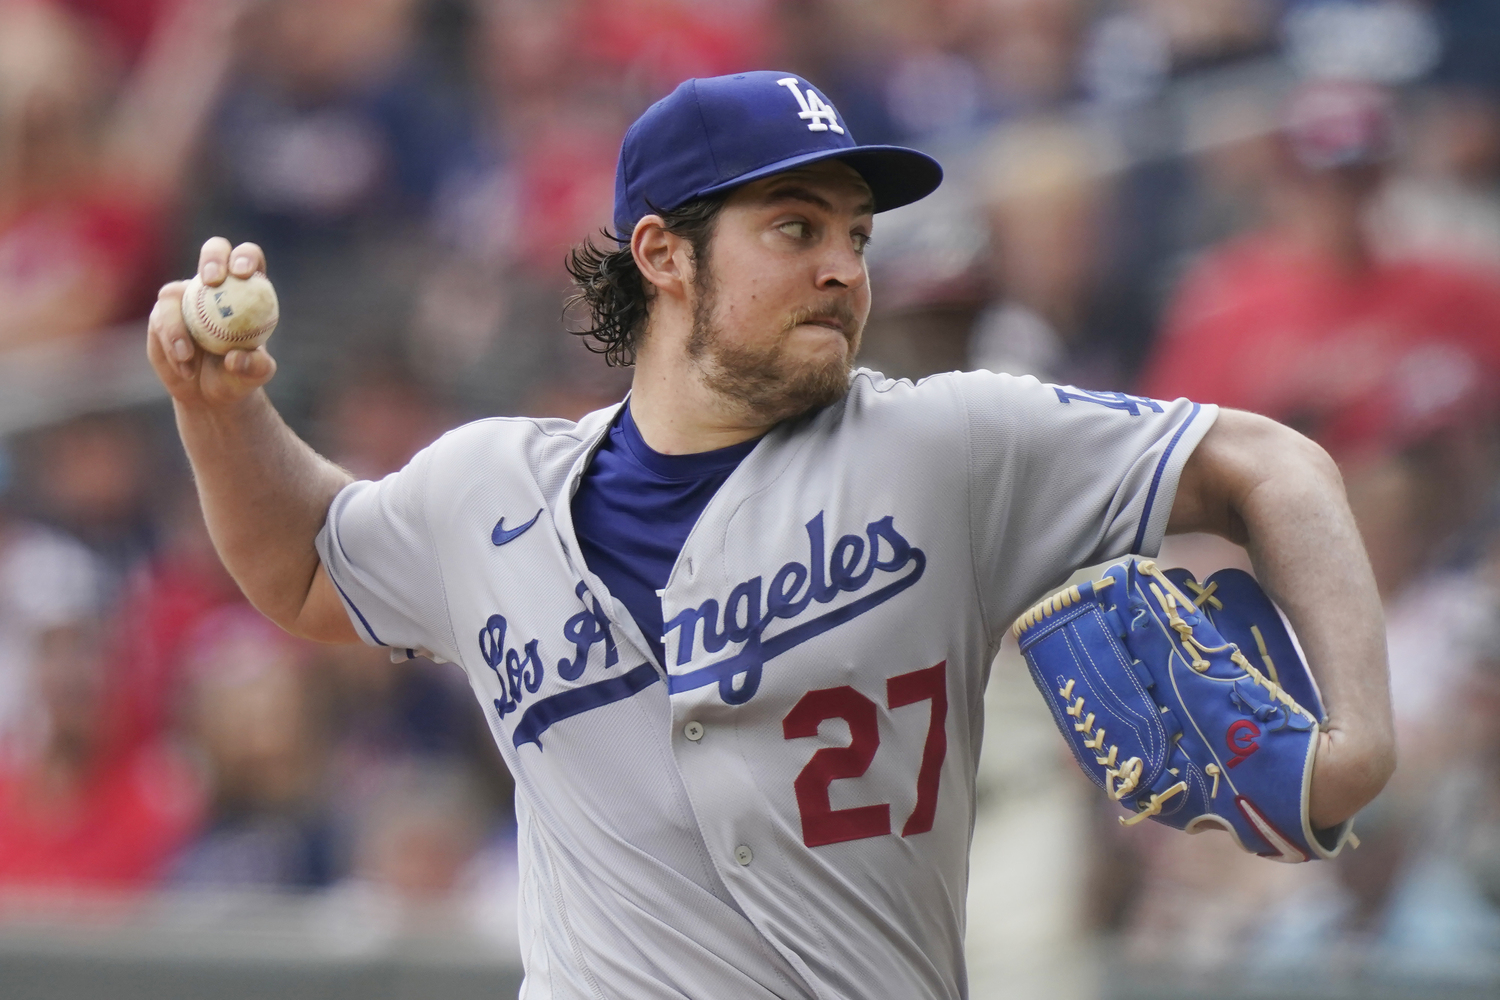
[
  {"left": 0, "top": 742, "right": 201, "bottom": 890},
  {"left": 1139, "top": 234, "right": 1500, "bottom": 458}
]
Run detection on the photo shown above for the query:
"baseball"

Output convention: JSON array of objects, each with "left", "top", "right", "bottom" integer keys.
[{"left": 180, "top": 271, "right": 280, "bottom": 355}]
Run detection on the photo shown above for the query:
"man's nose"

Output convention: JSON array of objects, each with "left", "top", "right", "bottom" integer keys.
[{"left": 815, "top": 238, "right": 868, "bottom": 292}]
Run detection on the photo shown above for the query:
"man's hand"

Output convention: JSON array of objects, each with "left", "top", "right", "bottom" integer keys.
[
  {"left": 147, "top": 238, "right": 277, "bottom": 409},
  {"left": 148, "top": 236, "right": 358, "bottom": 645},
  {"left": 1170, "top": 409, "right": 1397, "bottom": 829}
]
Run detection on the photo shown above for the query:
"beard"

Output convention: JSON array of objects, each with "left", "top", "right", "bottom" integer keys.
[{"left": 686, "top": 278, "right": 862, "bottom": 427}]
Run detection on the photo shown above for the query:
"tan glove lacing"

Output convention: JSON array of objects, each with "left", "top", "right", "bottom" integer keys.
[
  {"left": 1057, "top": 677, "right": 1138, "bottom": 799},
  {"left": 1137, "top": 561, "right": 1307, "bottom": 721}
]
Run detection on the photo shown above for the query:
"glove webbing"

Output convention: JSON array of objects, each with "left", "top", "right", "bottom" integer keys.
[{"left": 1136, "top": 561, "right": 1306, "bottom": 722}]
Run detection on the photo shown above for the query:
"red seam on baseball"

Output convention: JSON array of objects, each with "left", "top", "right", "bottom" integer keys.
[{"left": 193, "top": 282, "right": 274, "bottom": 344}]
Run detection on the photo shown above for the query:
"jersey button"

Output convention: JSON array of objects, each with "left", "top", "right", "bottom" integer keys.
[
  {"left": 734, "top": 845, "right": 753, "bottom": 866},
  {"left": 683, "top": 721, "right": 705, "bottom": 742}
]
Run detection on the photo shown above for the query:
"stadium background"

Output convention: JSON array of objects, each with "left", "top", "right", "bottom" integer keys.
[{"left": 1, "top": 0, "right": 1499, "bottom": 997}]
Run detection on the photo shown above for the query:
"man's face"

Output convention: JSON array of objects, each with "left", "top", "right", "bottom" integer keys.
[{"left": 687, "top": 160, "right": 875, "bottom": 423}]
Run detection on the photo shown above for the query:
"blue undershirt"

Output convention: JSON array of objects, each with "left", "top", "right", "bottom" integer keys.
[{"left": 571, "top": 403, "right": 760, "bottom": 666}]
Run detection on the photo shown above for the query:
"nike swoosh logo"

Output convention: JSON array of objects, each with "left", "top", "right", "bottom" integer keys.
[{"left": 492, "top": 509, "right": 543, "bottom": 546}]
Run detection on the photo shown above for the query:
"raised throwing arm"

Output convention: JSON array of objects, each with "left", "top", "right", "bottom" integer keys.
[
  {"left": 1168, "top": 408, "right": 1396, "bottom": 828},
  {"left": 147, "top": 237, "right": 358, "bottom": 643}
]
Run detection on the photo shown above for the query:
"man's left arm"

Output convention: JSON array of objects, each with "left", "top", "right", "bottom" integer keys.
[{"left": 1168, "top": 408, "right": 1396, "bottom": 828}]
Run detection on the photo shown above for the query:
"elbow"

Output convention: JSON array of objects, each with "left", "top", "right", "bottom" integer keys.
[
  {"left": 1287, "top": 425, "right": 1343, "bottom": 494},
  {"left": 1344, "top": 728, "right": 1398, "bottom": 821},
  {"left": 1367, "top": 734, "right": 1398, "bottom": 798},
  {"left": 1348, "top": 739, "right": 1397, "bottom": 825},
  {"left": 1238, "top": 410, "right": 1343, "bottom": 490},
  {"left": 247, "top": 598, "right": 321, "bottom": 643},
  {"left": 1316, "top": 726, "right": 1398, "bottom": 828}
]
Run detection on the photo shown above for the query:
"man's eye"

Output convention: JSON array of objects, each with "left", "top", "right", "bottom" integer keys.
[
  {"left": 852, "top": 233, "right": 872, "bottom": 254},
  {"left": 778, "top": 221, "right": 810, "bottom": 239}
]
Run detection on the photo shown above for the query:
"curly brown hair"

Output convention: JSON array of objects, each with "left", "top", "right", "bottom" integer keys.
[{"left": 564, "top": 195, "right": 728, "bottom": 367}]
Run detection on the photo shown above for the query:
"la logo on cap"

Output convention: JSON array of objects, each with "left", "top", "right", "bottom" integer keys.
[
  {"left": 610, "top": 70, "right": 941, "bottom": 236},
  {"left": 776, "top": 77, "right": 844, "bottom": 135}
]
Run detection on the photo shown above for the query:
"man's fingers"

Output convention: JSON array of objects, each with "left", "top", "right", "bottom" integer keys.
[
  {"left": 146, "top": 296, "right": 172, "bottom": 369},
  {"left": 197, "top": 236, "right": 268, "bottom": 283},
  {"left": 152, "top": 280, "right": 198, "bottom": 368},
  {"left": 229, "top": 242, "right": 266, "bottom": 278},
  {"left": 221, "top": 346, "right": 273, "bottom": 379},
  {"left": 216, "top": 347, "right": 276, "bottom": 392},
  {"left": 199, "top": 236, "right": 233, "bottom": 285}
]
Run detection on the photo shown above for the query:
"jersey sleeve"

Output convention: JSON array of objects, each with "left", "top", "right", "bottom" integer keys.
[
  {"left": 315, "top": 443, "right": 459, "bottom": 663},
  {"left": 957, "top": 372, "right": 1218, "bottom": 635}
]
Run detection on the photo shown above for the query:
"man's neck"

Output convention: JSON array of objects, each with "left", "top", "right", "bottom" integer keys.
[{"left": 627, "top": 357, "right": 774, "bottom": 455}]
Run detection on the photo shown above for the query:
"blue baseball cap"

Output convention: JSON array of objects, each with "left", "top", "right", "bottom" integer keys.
[{"left": 613, "top": 71, "right": 943, "bottom": 237}]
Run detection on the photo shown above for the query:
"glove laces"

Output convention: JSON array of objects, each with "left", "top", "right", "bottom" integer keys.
[{"left": 1137, "top": 561, "right": 1307, "bottom": 720}]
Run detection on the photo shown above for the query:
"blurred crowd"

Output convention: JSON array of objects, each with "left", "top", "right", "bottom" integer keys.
[{"left": 2, "top": 0, "right": 1500, "bottom": 992}]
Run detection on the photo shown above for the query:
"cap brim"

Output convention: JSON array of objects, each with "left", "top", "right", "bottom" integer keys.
[{"left": 696, "top": 144, "right": 943, "bottom": 214}]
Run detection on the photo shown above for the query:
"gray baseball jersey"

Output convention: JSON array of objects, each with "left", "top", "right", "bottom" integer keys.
[{"left": 316, "top": 368, "right": 1216, "bottom": 999}]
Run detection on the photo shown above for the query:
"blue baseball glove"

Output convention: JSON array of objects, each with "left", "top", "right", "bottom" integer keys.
[{"left": 1011, "top": 559, "right": 1355, "bottom": 862}]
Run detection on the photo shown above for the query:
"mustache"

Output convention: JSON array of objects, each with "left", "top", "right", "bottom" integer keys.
[{"left": 782, "top": 301, "right": 860, "bottom": 337}]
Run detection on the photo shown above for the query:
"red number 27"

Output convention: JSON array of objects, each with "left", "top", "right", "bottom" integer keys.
[{"left": 781, "top": 661, "right": 948, "bottom": 848}]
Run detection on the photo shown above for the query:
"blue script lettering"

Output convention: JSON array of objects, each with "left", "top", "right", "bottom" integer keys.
[
  {"left": 670, "top": 600, "right": 730, "bottom": 666},
  {"left": 665, "top": 512, "right": 925, "bottom": 705},
  {"left": 557, "top": 580, "right": 618, "bottom": 681},
  {"left": 479, "top": 614, "right": 545, "bottom": 719},
  {"left": 1053, "top": 387, "right": 1164, "bottom": 415},
  {"left": 767, "top": 561, "right": 810, "bottom": 621},
  {"left": 479, "top": 580, "right": 623, "bottom": 732},
  {"left": 478, "top": 584, "right": 656, "bottom": 750}
]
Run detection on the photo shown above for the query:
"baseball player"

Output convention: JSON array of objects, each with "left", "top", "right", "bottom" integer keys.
[{"left": 147, "top": 72, "right": 1394, "bottom": 998}]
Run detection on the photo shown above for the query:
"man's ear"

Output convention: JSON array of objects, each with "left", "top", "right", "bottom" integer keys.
[{"left": 632, "top": 216, "right": 692, "bottom": 297}]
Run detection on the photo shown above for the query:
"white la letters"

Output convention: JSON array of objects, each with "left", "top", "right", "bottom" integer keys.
[{"left": 776, "top": 77, "right": 845, "bottom": 135}]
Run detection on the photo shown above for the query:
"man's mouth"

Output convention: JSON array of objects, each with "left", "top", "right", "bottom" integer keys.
[{"left": 783, "top": 302, "right": 860, "bottom": 343}]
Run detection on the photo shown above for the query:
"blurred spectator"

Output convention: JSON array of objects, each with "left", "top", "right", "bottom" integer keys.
[
  {"left": 1141, "top": 80, "right": 1500, "bottom": 595},
  {"left": 966, "top": 0, "right": 1086, "bottom": 113},
  {"left": 575, "top": 0, "right": 772, "bottom": 93},
  {"left": 0, "top": 504, "right": 105, "bottom": 763},
  {"left": 0, "top": 0, "right": 239, "bottom": 348},
  {"left": 1373, "top": 86, "right": 1500, "bottom": 268},
  {"left": 108, "top": 484, "right": 246, "bottom": 755},
  {"left": 969, "top": 116, "right": 1150, "bottom": 386},
  {"left": 349, "top": 760, "right": 490, "bottom": 904},
  {"left": 194, "top": 0, "right": 480, "bottom": 421},
  {"left": 1175, "top": 85, "right": 1281, "bottom": 256},
  {"left": 171, "top": 607, "right": 336, "bottom": 889},
  {"left": 408, "top": 0, "right": 647, "bottom": 415},
  {"left": 0, "top": 614, "right": 202, "bottom": 890},
  {"left": 209, "top": 0, "right": 473, "bottom": 235},
  {"left": 14, "top": 414, "right": 157, "bottom": 584},
  {"left": 323, "top": 644, "right": 493, "bottom": 768},
  {"left": 313, "top": 364, "right": 455, "bottom": 480}
]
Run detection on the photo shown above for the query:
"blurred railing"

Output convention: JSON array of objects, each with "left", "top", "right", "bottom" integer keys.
[
  {"left": 0, "top": 888, "right": 522, "bottom": 1000},
  {"left": 0, "top": 327, "right": 164, "bottom": 438}
]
